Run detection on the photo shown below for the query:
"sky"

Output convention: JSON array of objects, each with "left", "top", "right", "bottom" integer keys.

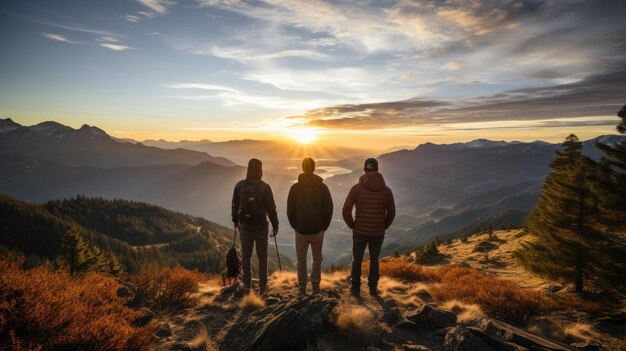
[{"left": 1, "top": 0, "right": 625, "bottom": 149}]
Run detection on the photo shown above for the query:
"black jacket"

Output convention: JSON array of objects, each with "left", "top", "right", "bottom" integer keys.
[
  {"left": 287, "top": 173, "right": 333, "bottom": 234},
  {"left": 231, "top": 179, "right": 279, "bottom": 231}
]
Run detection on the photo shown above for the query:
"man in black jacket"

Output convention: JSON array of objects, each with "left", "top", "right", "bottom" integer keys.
[
  {"left": 287, "top": 157, "right": 333, "bottom": 295},
  {"left": 232, "top": 158, "right": 279, "bottom": 294}
]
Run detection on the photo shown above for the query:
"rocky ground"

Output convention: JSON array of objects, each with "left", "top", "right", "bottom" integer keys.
[{"left": 144, "top": 230, "right": 625, "bottom": 351}]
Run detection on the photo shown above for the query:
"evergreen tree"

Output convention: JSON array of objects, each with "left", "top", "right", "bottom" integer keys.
[
  {"left": 517, "top": 134, "right": 603, "bottom": 292},
  {"left": 59, "top": 231, "right": 92, "bottom": 275}
]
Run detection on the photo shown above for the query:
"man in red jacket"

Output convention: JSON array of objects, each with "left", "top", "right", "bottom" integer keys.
[{"left": 342, "top": 158, "right": 395, "bottom": 296}]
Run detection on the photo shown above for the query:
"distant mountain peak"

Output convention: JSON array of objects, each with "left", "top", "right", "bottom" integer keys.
[
  {"left": 0, "top": 118, "right": 22, "bottom": 133},
  {"left": 78, "top": 124, "right": 108, "bottom": 136},
  {"left": 29, "top": 121, "right": 74, "bottom": 136}
]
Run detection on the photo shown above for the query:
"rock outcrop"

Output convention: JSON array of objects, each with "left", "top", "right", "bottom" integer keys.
[{"left": 219, "top": 295, "right": 338, "bottom": 351}]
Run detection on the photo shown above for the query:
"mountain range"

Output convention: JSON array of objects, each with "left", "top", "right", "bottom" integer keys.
[
  {"left": 0, "top": 118, "right": 234, "bottom": 168},
  {"left": 1, "top": 117, "right": 623, "bottom": 265}
]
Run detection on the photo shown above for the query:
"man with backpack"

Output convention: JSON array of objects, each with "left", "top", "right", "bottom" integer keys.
[
  {"left": 342, "top": 158, "right": 395, "bottom": 296},
  {"left": 231, "top": 158, "right": 279, "bottom": 295},
  {"left": 287, "top": 158, "right": 333, "bottom": 295}
]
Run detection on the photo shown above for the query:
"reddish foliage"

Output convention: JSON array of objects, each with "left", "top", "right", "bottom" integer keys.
[
  {"left": 430, "top": 266, "right": 553, "bottom": 322},
  {"left": 0, "top": 258, "right": 154, "bottom": 351},
  {"left": 125, "top": 266, "right": 205, "bottom": 315}
]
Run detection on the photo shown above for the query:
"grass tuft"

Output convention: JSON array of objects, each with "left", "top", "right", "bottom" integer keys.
[
  {"left": 332, "top": 304, "right": 379, "bottom": 345},
  {"left": 240, "top": 290, "right": 265, "bottom": 311}
]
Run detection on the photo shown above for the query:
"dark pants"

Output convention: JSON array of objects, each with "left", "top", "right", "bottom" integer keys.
[
  {"left": 240, "top": 227, "right": 268, "bottom": 291},
  {"left": 351, "top": 233, "right": 384, "bottom": 290}
]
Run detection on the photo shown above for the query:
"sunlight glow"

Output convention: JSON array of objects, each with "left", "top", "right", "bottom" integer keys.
[{"left": 290, "top": 127, "right": 318, "bottom": 144}]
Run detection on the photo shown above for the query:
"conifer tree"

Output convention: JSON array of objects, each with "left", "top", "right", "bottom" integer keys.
[
  {"left": 59, "top": 231, "right": 92, "bottom": 275},
  {"left": 517, "top": 134, "right": 603, "bottom": 292}
]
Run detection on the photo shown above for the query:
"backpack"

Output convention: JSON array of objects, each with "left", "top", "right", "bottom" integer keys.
[
  {"left": 221, "top": 229, "right": 242, "bottom": 286},
  {"left": 238, "top": 181, "right": 265, "bottom": 224}
]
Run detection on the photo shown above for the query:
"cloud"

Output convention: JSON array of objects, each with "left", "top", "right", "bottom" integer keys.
[
  {"left": 40, "top": 32, "right": 77, "bottom": 43},
  {"left": 292, "top": 68, "right": 626, "bottom": 129},
  {"left": 137, "top": 0, "right": 175, "bottom": 15},
  {"left": 124, "top": 14, "right": 142, "bottom": 22},
  {"left": 99, "top": 43, "right": 133, "bottom": 51},
  {"left": 126, "top": 0, "right": 176, "bottom": 22},
  {"left": 443, "top": 61, "right": 463, "bottom": 71},
  {"left": 97, "top": 36, "right": 119, "bottom": 43},
  {"left": 164, "top": 82, "right": 329, "bottom": 110},
  {"left": 165, "top": 83, "right": 240, "bottom": 93}
]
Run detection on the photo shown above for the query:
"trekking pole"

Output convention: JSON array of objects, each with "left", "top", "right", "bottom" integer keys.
[{"left": 273, "top": 234, "right": 282, "bottom": 271}]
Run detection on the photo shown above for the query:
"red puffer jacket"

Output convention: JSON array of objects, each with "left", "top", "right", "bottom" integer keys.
[{"left": 342, "top": 171, "right": 395, "bottom": 237}]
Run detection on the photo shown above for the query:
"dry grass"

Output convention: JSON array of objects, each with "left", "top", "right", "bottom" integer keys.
[
  {"left": 441, "top": 300, "right": 486, "bottom": 323},
  {"left": 125, "top": 266, "right": 205, "bottom": 315},
  {"left": 269, "top": 271, "right": 297, "bottom": 288},
  {"left": 430, "top": 266, "right": 553, "bottom": 322},
  {"left": 320, "top": 271, "right": 349, "bottom": 290},
  {"left": 364, "top": 259, "right": 439, "bottom": 282},
  {"left": 0, "top": 258, "right": 154, "bottom": 351},
  {"left": 563, "top": 321, "right": 599, "bottom": 341},
  {"left": 240, "top": 290, "right": 265, "bottom": 311},
  {"left": 553, "top": 294, "right": 605, "bottom": 315},
  {"left": 332, "top": 304, "right": 379, "bottom": 345},
  {"left": 187, "top": 326, "right": 218, "bottom": 351}
]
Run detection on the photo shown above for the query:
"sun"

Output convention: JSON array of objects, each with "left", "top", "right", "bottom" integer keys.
[{"left": 290, "top": 127, "right": 318, "bottom": 144}]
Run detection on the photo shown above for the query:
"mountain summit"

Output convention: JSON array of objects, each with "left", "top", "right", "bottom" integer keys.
[{"left": 0, "top": 118, "right": 235, "bottom": 168}]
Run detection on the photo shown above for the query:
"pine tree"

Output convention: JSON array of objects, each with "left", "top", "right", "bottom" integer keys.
[
  {"left": 517, "top": 134, "right": 603, "bottom": 292},
  {"left": 59, "top": 231, "right": 92, "bottom": 275}
]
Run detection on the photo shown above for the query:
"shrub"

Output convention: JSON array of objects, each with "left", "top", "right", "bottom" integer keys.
[
  {"left": 0, "top": 258, "right": 154, "bottom": 351},
  {"left": 125, "top": 266, "right": 205, "bottom": 315},
  {"left": 430, "top": 266, "right": 552, "bottom": 322},
  {"left": 240, "top": 291, "right": 265, "bottom": 312},
  {"left": 364, "top": 259, "right": 439, "bottom": 282},
  {"left": 332, "top": 304, "right": 378, "bottom": 345}
]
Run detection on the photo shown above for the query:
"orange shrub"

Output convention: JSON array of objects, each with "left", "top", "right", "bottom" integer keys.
[
  {"left": 0, "top": 258, "right": 154, "bottom": 351},
  {"left": 125, "top": 266, "right": 205, "bottom": 315},
  {"left": 430, "top": 266, "right": 553, "bottom": 322},
  {"left": 363, "top": 259, "right": 440, "bottom": 282}
]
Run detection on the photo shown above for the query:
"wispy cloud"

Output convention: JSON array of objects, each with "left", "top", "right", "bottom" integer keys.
[
  {"left": 164, "top": 82, "right": 328, "bottom": 110},
  {"left": 126, "top": 0, "right": 176, "bottom": 22},
  {"left": 99, "top": 43, "right": 133, "bottom": 51},
  {"left": 40, "top": 32, "right": 78, "bottom": 43},
  {"left": 292, "top": 68, "right": 626, "bottom": 129}
]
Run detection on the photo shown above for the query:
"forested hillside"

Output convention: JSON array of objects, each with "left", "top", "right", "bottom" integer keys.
[{"left": 0, "top": 195, "right": 237, "bottom": 273}]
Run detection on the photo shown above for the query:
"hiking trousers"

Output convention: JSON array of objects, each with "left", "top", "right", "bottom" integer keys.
[
  {"left": 240, "top": 227, "right": 268, "bottom": 291},
  {"left": 295, "top": 230, "right": 324, "bottom": 292},
  {"left": 351, "top": 233, "right": 384, "bottom": 290}
]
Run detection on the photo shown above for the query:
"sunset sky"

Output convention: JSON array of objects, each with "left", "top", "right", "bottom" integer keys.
[{"left": 1, "top": 0, "right": 625, "bottom": 149}]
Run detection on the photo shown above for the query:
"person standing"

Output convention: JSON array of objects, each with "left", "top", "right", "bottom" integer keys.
[
  {"left": 342, "top": 158, "right": 395, "bottom": 296},
  {"left": 231, "top": 158, "right": 279, "bottom": 295},
  {"left": 287, "top": 157, "right": 333, "bottom": 295}
]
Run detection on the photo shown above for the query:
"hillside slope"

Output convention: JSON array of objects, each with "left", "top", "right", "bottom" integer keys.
[{"left": 0, "top": 195, "right": 291, "bottom": 273}]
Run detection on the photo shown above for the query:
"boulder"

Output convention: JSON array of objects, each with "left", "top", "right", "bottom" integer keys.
[
  {"left": 407, "top": 304, "right": 457, "bottom": 330},
  {"left": 155, "top": 323, "right": 172, "bottom": 338},
  {"left": 443, "top": 326, "right": 495, "bottom": 351},
  {"left": 219, "top": 295, "right": 338, "bottom": 351}
]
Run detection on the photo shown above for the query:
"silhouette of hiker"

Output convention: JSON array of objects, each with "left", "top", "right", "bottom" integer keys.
[
  {"left": 342, "top": 158, "right": 395, "bottom": 296},
  {"left": 231, "top": 158, "right": 279, "bottom": 295},
  {"left": 287, "top": 158, "right": 333, "bottom": 295}
]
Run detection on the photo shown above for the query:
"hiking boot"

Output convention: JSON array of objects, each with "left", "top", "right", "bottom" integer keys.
[
  {"left": 350, "top": 287, "right": 360, "bottom": 296},
  {"left": 369, "top": 288, "right": 380, "bottom": 296},
  {"left": 298, "top": 287, "right": 307, "bottom": 296},
  {"left": 312, "top": 286, "right": 321, "bottom": 295}
]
